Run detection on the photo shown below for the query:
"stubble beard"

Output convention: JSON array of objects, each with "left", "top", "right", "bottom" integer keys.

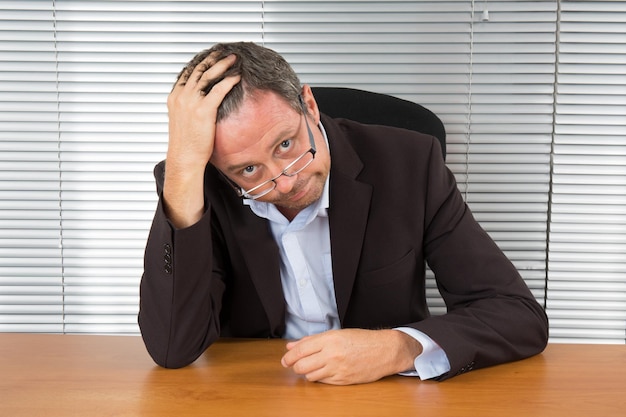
[{"left": 271, "top": 172, "right": 327, "bottom": 213}]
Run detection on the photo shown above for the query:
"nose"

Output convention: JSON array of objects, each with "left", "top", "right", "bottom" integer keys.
[{"left": 272, "top": 172, "right": 298, "bottom": 194}]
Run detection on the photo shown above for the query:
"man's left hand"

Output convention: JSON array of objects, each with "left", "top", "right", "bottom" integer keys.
[{"left": 280, "top": 328, "right": 423, "bottom": 385}]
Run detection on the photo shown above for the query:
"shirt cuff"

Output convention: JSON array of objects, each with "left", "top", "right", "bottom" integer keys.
[{"left": 394, "top": 327, "right": 451, "bottom": 380}]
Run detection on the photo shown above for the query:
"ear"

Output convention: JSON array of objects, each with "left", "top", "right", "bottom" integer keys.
[{"left": 300, "top": 84, "right": 320, "bottom": 124}]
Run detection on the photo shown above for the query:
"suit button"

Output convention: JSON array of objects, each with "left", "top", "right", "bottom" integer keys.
[{"left": 163, "top": 243, "right": 172, "bottom": 274}]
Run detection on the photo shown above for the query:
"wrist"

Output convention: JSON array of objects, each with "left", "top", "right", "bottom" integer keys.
[
  {"left": 390, "top": 329, "right": 423, "bottom": 373},
  {"left": 162, "top": 160, "right": 206, "bottom": 228}
]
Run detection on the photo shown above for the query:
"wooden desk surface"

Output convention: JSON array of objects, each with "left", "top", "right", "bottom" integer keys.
[{"left": 1, "top": 334, "right": 624, "bottom": 417}]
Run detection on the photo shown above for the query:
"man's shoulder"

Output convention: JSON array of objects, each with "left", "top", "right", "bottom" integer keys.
[
  {"left": 323, "top": 114, "right": 437, "bottom": 151},
  {"left": 323, "top": 114, "right": 439, "bottom": 165}
]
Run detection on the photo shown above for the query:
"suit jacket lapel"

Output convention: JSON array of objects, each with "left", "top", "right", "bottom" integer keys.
[
  {"left": 221, "top": 193, "right": 286, "bottom": 337},
  {"left": 324, "top": 115, "right": 373, "bottom": 324}
]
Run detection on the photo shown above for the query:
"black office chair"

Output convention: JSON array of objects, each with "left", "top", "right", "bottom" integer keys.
[{"left": 311, "top": 87, "right": 446, "bottom": 160}]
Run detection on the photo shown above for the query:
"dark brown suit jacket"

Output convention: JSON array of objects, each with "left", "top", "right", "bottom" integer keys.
[{"left": 139, "top": 114, "right": 548, "bottom": 380}]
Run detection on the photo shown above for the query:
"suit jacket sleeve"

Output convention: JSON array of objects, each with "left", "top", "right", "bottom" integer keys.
[
  {"left": 321, "top": 116, "right": 547, "bottom": 381},
  {"left": 410, "top": 138, "right": 549, "bottom": 380},
  {"left": 138, "top": 161, "right": 226, "bottom": 368}
]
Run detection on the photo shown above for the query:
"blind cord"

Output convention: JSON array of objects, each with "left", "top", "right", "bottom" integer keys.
[
  {"left": 544, "top": 1, "right": 562, "bottom": 311},
  {"left": 465, "top": 1, "right": 477, "bottom": 201},
  {"left": 52, "top": 0, "right": 66, "bottom": 333}
]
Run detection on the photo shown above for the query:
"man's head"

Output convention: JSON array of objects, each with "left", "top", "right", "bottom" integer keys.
[
  {"left": 176, "top": 42, "right": 303, "bottom": 122},
  {"left": 178, "top": 42, "right": 330, "bottom": 220}
]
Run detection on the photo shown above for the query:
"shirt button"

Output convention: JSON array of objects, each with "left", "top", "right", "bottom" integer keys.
[{"left": 298, "top": 278, "right": 307, "bottom": 288}]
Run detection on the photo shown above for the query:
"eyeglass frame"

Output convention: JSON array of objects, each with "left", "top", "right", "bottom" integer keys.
[{"left": 219, "top": 95, "right": 317, "bottom": 200}]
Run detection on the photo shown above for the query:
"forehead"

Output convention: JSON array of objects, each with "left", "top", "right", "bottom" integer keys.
[{"left": 213, "top": 91, "right": 299, "bottom": 161}]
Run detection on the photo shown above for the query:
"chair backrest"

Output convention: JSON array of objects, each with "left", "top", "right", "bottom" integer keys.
[{"left": 311, "top": 87, "right": 446, "bottom": 160}]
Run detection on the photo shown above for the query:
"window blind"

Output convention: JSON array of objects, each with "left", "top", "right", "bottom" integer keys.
[
  {"left": 262, "top": 0, "right": 473, "bottom": 316},
  {"left": 1, "top": 1, "right": 624, "bottom": 344},
  {"left": 1, "top": 0, "right": 263, "bottom": 333},
  {"left": 468, "top": 0, "right": 556, "bottom": 303},
  {"left": 53, "top": 0, "right": 263, "bottom": 333},
  {"left": 0, "top": 0, "right": 545, "bottom": 333},
  {"left": 548, "top": 0, "right": 626, "bottom": 343},
  {"left": 0, "top": 1, "right": 63, "bottom": 332},
  {"left": 261, "top": 1, "right": 555, "bottom": 313}
]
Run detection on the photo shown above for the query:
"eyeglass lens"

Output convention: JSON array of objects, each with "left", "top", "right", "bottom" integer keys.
[{"left": 243, "top": 150, "right": 314, "bottom": 198}]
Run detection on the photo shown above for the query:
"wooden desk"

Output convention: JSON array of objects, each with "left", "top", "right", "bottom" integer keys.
[{"left": 1, "top": 334, "right": 624, "bottom": 417}]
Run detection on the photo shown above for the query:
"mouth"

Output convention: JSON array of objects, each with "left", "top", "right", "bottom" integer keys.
[
  {"left": 288, "top": 188, "right": 307, "bottom": 202},
  {"left": 286, "top": 179, "right": 310, "bottom": 202}
]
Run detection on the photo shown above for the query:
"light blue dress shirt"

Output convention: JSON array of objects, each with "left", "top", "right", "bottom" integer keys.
[
  {"left": 246, "top": 178, "right": 338, "bottom": 339},
  {"left": 244, "top": 122, "right": 450, "bottom": 380}
]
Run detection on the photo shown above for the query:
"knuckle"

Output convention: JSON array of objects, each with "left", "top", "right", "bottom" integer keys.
[
  {"left": 293, "top": 362, "right": 306, "bottom": 374},
  {"left": 210, "top": 81, "right": 229, "bottom": 96}
]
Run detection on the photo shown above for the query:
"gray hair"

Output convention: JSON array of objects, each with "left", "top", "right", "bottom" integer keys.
[{"left": 176, "top": 42, "right": 303, "bottom": 121}]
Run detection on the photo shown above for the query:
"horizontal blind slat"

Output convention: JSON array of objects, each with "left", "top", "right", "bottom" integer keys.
[{"left": 549, "top": 1, "right": 626, "bottom": 344}]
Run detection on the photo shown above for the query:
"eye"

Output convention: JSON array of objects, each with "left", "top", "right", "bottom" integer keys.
[
  {"left": 241, "top": 165, "right": 257, "bottom": 177},
  {"left": 277, "top": 139, "right": 293, "bottom": 154}
]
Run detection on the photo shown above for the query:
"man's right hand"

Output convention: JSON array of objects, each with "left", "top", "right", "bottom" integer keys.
[{"left": 163, "top": 54, "right": 241, "bottom": 228}]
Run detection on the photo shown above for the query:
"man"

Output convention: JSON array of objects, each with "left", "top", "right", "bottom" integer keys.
[{"left": 139, "top": 42, "right": 548, "bottom": 385}]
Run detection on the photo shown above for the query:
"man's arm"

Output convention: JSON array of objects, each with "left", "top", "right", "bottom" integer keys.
[
  {"left": 138, "top": 166, "right": 227, "bottom": 368},
  {"left": 411, "top": 138, "right": 549, "bottom": 380},
  {"left": 138, "top": 54, "right": 240, "bottom": 368},
  {"left": 163, "top": 53, "right": 239, "bottom": 228},
  {"left": 281, "top": 134, "right": 547, "bottom": 384}
]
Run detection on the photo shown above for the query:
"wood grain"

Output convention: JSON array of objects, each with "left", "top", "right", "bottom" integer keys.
[{"left": 1, "top": 334, "right": 624, "bottom": 416}]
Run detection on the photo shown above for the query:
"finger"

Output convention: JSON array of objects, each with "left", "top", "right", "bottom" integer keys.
[
  {"left": 191, "top": 54, "right": 237, "bottom": 90},
  {"left": 302, "top": 365, "right": 331, "bottom": 383},
  {"left": 281, "top": 337, "right": 322, "bottom": 367},
  {"left": 175, "top": 52, "right": 232, "bottom": 89},
  {"left": 304, "top": 367, "right": 335, "bottom": 383},
  {"left": 178, "top": 51, "right": 219, "bottom": 84},
  {"left": 286, "top": 351, "right": 328, "bottom": 377},
  {"left": 197, "top": 54, "right": 236, "bottom": 80},
  {"left": 199, "top": 74, "right": 241, "bottom": 110},
  {"left": 285, "top": 334, "right": 313, "bottom": 351},
  {"left": 195, "top": 58, "right": 239, "bottom": 98},
  {"left": 175, "top": 63, "right": 206, "bottom": 89}
]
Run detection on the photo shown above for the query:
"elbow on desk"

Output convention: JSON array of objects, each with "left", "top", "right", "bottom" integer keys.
[
  {"left": 508, "top": 296, "right": 550, "bottom": 363},
  {"left": 524, "top": 292, "right": 550, "bottom": 344},
  {"left": 143, "top": 332, "right": 217, "bottom": 369},
  {"left": 138, "top": 318, "right": 215, "bottom": 369},
  {"left": 531, "top": 297, "right": 550, "bottom": 353},
  {"left": 141, "top": 333, "right": 206, "bottom": 369},
  {"left": 157, "top": 354, "right": 198, "bottom": 370}
]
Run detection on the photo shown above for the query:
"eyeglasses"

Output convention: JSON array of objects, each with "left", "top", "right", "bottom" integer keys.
[{"left": 223, "top": 95, "right": 317, "bottom": 200}]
